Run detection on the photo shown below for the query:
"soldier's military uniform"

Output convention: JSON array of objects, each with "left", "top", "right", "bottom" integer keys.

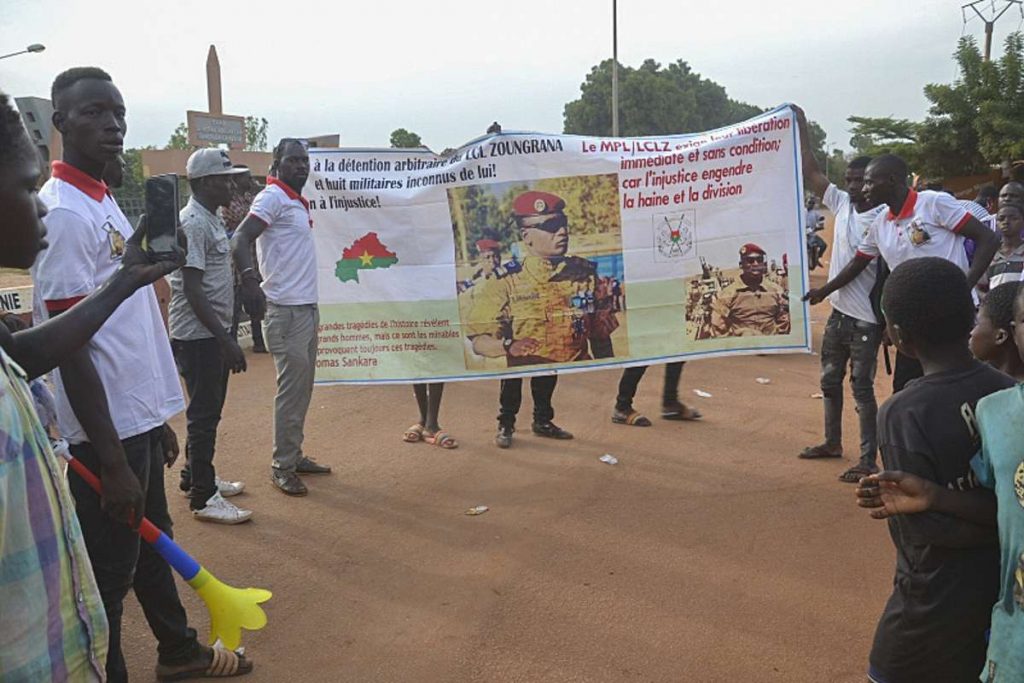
[
  {"left": 708, "top": 244, "right": 790, "bottom": 337},
  {"left": 465, "top": 191, "right": 616, "bottom": 443},
  {"left": 465, "top": 254, "right": 613, "bottom": 366}
]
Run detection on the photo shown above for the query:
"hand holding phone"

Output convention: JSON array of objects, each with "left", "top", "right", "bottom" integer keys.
[{"left": 144, "top": 174, "right": 180, "bottom": 257}]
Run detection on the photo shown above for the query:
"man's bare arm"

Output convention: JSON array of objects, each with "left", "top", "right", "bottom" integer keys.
[
  {"left": 792, "top": 105, "right": 829, "bottom": 198},
  {"left": 231, "top": 215, "right": 269, "bottom": 318},
  {"left": 959, "top": 216, "right": 1000, "bottom": 289},
  {"left": 803, "top": 255, "right": 872, "bottom": 304}
]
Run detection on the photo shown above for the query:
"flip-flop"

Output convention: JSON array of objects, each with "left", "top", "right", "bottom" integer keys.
[
  {"left": 403, "top": 424, "right": 424, "bottom": 443},
  {"left": 424, "top": 430, "right": 458, "bottom": 449},
  {"left": 661, "top": 401, "right": 702, "bottom": 421},
  {"left": 839, "top": 464, "right": 878, "bottom": 483},
  {"left": 611, "top": 409, "right": 652, "bottom": 426},
  {"left": 155, "top": 647, "right": 252, "bottom": 681},
  {"left": 799, "top": 445, "right": 843, "bottom": 459}
]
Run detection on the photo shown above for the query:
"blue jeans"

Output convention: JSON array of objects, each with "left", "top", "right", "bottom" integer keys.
[{"left": 820, "top": 310, "right": 882, "bottom": 464}]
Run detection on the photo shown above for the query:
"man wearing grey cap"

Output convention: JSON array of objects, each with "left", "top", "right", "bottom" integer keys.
[{"left": 168, "top": 148, "right": 252, "bottom": 524}]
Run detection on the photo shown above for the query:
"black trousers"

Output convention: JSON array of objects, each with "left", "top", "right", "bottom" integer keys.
[
  {"left": 172, "top": 337, "right": 229, "bottom": 509},
  {"left": 893, "top": 350, "right": 923, "bottom": 393},
  {"left": 68, "top": 427, "right": 199, "bottom": 683},
  {"left": 498, "top": 375, "right": 557, "bottom": 427},
  {"left": 615, "top": 362, "right": 685, "bottom": 412}
]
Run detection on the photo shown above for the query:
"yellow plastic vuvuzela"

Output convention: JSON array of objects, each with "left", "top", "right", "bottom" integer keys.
[{"left": 188, "top": 569, "right": 273, "bottom": 649}]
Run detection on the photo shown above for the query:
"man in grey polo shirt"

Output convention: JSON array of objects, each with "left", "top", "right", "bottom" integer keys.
[
  {"left": 233, "top": 138, "right": 331, "bottom": 497},
  {"left": 169, "top": 148, "right": 252, "bottom": 523}
]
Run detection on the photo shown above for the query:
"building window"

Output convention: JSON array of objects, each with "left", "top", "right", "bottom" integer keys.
[
  {"left": 32, "top": 129, "right": 42, "bottom": 141},
  {"left": 25, "top": 112, "right": 36, "bottom": 123}
]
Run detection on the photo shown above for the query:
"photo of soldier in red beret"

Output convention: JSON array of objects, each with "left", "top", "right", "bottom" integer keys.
[
  {"left": 686, "top": 242, "right": 791, "bottom": 340},
  {"left": 448, "top": 174, "right": 627, "bottom": 370}
]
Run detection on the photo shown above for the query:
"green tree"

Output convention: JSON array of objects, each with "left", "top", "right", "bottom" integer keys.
[
  {"left": 847, "top": 116, "right": 920, "bottom": 161},
  {"left": 954, "top": 32, "right": 1024, "bottom": 168},
  {"left": 564, "top": 58, "right": 826, "bottom": 163},
  {"left": 390, "top": 128, "right": 423, "bottom": 148},
  {"left": 847, "top": 33, "right": 1024, "bottom": 178},
  {"left": 564, "top": 59, "right": 767, "bottom": 137},
  {"left": 825, "top": 149, "right": 849, "bottom": 187},
  {"left": 116, "top": 148, "right": 150, "bottom": 196},
  {"left": 167, "top": 122, "right": 190, "bottom": 150},
  {"left": 245, "top": 116, "right": 269, "bottom": 151}
]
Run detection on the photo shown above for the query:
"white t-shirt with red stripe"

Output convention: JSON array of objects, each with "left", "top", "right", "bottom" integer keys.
[
  {"left": 856, "top": 189, "right": 971, "bottom": 272},
  {"left": 249, "top": 178, "right": 318, "bottom": 306},
  {"left": 31, "top": 161, "right": 184, "bottom": 444}
]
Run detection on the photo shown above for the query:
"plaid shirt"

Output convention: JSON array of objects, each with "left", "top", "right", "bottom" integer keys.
[{"left": 0, "top": 348, "right": 108, "bottom": 681}]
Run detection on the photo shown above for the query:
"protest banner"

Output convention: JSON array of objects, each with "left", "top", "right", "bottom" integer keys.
[{"left": 306, "top": 104, "right": 808, "bottom": 384}]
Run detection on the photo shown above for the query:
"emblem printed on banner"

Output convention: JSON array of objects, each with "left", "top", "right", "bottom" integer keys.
[{"left": 653, "top": 211, "right": 696, "bottom": 262}]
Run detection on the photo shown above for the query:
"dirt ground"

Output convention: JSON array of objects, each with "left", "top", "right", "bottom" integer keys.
[{"left": 108, "top": 270, "right": 901, "bottom": 682}]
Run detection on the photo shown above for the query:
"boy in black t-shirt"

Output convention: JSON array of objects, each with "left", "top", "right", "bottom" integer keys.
[{"left": 862, "top": 257, "right": 1012, "bottom": 683}]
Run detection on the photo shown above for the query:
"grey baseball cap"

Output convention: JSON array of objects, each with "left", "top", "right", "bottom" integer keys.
[{"left": 186, "top": 148, "right": 248, "bottom": 180}]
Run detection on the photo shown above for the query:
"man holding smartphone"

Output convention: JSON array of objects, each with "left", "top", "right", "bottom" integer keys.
[
  {"left": 168, "top": 149, "right": 251, "bottom": 524},
  {"left": 32, "top": 67, "right": 252, "bottom": 681},
  {"left": 233, "top": 138, "right": 330, "bottom": 496}
]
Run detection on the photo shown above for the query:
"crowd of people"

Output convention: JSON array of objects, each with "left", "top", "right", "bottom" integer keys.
[{"left": 2, "top": 63, "right": 1024, "bottom": 683}]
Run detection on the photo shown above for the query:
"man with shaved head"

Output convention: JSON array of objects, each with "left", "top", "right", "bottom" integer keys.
[{"left": 806, "top": 153, "right": 1001, "bottom": 391}]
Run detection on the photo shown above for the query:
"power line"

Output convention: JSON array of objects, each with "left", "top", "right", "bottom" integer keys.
[{"left": 961, "top": 0, "right": 1024, "bottom": 60}]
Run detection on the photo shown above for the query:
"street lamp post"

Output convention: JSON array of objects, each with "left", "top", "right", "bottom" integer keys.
[
  {"left": 611, "top": 0, "right": 619, "bottom": 137},
  {"left": 0, "top": 44, "right": 45, "bottom": 61}
]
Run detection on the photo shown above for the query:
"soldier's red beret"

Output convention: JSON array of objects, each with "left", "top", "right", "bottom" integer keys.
[
  {"left": 475, "top": 238, "right": 501, "bottom": 251},
  {"left": 512, "top": 191, "right": 565, "bottom": 218},
  {"left": 739, "top": 243, "right": 766, "bottom": 257}
]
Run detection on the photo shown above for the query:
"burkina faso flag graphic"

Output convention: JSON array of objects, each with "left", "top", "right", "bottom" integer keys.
[{"left": 335, "top": 232, "right": 399, "bottom": 283}]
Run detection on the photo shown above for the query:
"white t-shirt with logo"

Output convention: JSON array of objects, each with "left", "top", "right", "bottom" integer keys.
[
  {"left": 856, "top": 189, "right": 971, "bottom": 273},
  {"left": 822, "top": 184, "right": 885, "bottom": 324},
  {"left": 249, "top": 183, "right": 318, "bottom": 306},
  {"left": 31, "top": 172, "right": 184, "bottom": 444}
]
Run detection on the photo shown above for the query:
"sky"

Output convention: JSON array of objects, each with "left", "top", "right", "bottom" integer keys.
[{"left": 3, "top": 0, "right": 1022, "bottom": 154}]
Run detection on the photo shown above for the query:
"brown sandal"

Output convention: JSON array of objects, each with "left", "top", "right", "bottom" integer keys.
[
  {"left": 155, "top": 646, "right": 253, "bottom": 681},
  {"left": 611, "top": 409, "right": 652, "bottom": 426},
  {"left": 424, "top": 430, "right": 458, "bottom": 449},
  {"left": 661, "top": 401, "right": 702, "bottom": 421},
  {"left": 403, "top": 424, "right": 424, "bottom": 443}
]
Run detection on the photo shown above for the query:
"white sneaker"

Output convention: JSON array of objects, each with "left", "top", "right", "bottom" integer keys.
[
  {"left": 180, "top": 477, "right": 245, "bottom": 497},
  {"left": 192, "top": 492, "right": 253, "bottom": 525},
  {"left": 216, "top": 477, "right": 245, "bottom": 497}
]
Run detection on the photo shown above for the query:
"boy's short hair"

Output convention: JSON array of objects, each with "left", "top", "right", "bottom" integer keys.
[
  {"left": 0, "top": 92, "right": 32, "bottom": 170},
  {"left": 882, "top": 257, "right": 975, "bottom": 345},
  {"left": 1000, "top": 201, "right": 1024, "bottom": 218},
  {"left": 847, "top": 156, "right": 872, "bottom": 171},
  {"left": 51, "top": 66, "right": 112, "bottom": 107},
  {"left": 983, "top": 282, "right": 1021, "bottom": 332}
]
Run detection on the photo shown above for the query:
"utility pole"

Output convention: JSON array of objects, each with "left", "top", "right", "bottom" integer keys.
[
  {"left": 611, "top": 0, "right": 619, "bottom": 137},
  {"left": 962, "top": 0, "right": 1023, "bottom": 61}
]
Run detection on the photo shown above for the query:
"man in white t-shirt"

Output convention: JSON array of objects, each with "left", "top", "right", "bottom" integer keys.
[
  {"left": 233, "top": 138, "right": 330, "bottom": 497},
  {"left": 806, "top": 154, "right": 1000, "bottom": 392},
  {"left": 793, "top": 107, "right": 886, "bottom": 482},
  {"left": 32, "top": 67, "right": 252, "bottom": 681}
]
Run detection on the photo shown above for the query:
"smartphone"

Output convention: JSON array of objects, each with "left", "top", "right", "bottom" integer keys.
[{"left": 144, "top": 174, "right": 179, "bottom": 256}]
